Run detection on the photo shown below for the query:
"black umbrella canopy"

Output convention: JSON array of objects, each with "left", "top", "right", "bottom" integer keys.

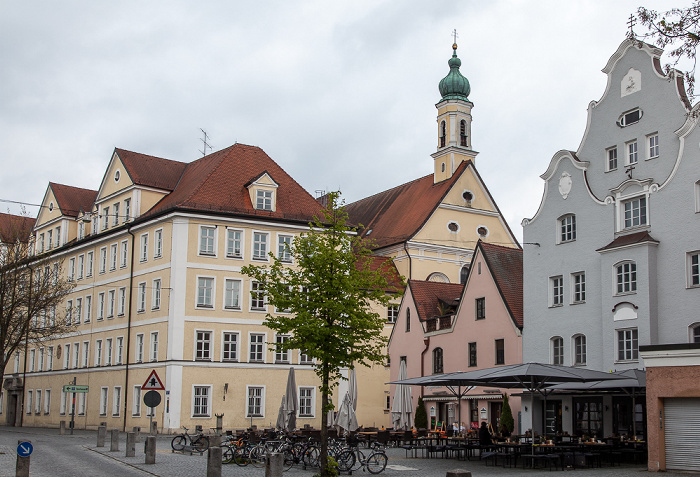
[{"left": 547, "top": 368, "right": 645, "bottom": 391}]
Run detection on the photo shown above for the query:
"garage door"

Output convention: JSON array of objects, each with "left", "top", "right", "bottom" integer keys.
[{"left": 664, "top": 398, "right": 700, "bottom": 471}]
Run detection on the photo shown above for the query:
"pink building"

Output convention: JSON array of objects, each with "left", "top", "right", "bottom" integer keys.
[{"left": 389, "top": 241, "right": 523, "bottom": 432}]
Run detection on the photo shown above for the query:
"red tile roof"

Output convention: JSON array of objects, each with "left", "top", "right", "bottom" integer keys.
[
  {"left": 358, "top": 255, "right": 405, "bottom": 293},
  {"left": 344, "top": 161, "right": 471, "bottom": 249},
  {"left": 0, "top": 212, "right": 35, "bottom": 244},
  {"left": 115, "top": 148, "right": 187, "bottom": 191},
  {"left": 477, "top": 241, "right": 523, "bottom": 328},
  {"left": 50, "top": 183, "right": 98, "bottom": 218},
  {"left": 596, "top": 231, "right": 659, "bottom": 252},
  {"left": 408, "top": 280, "right": 464, "bottom": 322},
  {"left": 145, "top": 143, "right": 324, "bottom": 224}
]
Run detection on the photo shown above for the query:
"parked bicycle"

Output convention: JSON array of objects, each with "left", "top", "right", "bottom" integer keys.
[
  {"left": 336, "top": 440, "right": 388, "bottom": 474},
  {"left": 171, "top": 426, "right": 210, "bottom": 453}
]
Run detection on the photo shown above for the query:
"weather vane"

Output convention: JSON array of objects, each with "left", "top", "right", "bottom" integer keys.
[
  {"left": 625, "top": 164, "right": 635, "bottom": 179},
  {"left": 452, "top": 29, "right": 459, "bottom": 46},
  {"left": 627, "top": 14, "right": 636, "bottom": 38}
]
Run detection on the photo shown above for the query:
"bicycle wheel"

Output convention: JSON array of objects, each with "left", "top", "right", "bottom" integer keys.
[
  {"left": 233, "top": 446, "right": 250, "bottom": 466},
  {"left": 336, "top": 450, "right": 356, "bottom": 472},
  {"left": 222, "top": 445, "right": 234, "bottom": 464},
  {"left": 194, "top": 436, "right": 209, "bottom": 452},
  {"left": 250, "top": 444, "right": 267, "bottom": 468},
  {"left": 282, "top": 447, "right": 295, "bottom": 471},
  {"left": 366, "top": 451, "right": 388, "bottom": 474},
  {"left": 171, "top": 435, "right": 186, "bottom": 451},
  {"left": 303, "top": 445, "right": 320, "bottom": 468}
]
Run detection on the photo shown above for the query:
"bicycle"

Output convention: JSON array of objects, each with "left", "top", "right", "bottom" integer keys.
[
  {"left": 249, "top": 431, "right": 295, "bottom": 470},
  {"left": 336, "top": 440, "right": 388, "bottom": 474},
  {"left": 171, "top": 426, "right": 210, "bottom": 453}
]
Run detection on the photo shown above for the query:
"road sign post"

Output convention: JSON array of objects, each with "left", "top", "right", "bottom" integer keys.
[
  {"left": 70, "top": 377, "right": 76, "bottom": 435},
  {"left": 142, "top": 372, "right": 164, "bottom": 436},
  {"left": 16, "top": 440, "right": 33, "bottom": 477},
  {"left": 143, "top": 390, "right": 162, "bottom": 437}
]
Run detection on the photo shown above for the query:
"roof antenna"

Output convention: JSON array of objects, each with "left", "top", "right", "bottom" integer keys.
[
  {"left": 627, "top": 14, "right": 636, "bottom": 39},
  {"left": 199, "top": 128, "right": 212, "bottom": 157}
]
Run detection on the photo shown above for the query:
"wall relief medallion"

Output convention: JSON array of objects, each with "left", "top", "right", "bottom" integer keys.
[{"left": 558, "top": 172, "right": 572, "bottom": 199}]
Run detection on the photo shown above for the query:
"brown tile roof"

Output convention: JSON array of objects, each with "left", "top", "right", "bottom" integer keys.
[
  {"left": 344, "top": 161, "right": 471, "bottom": 249},
  {"left": 596, "top": 231, "right": 659, "bottom": 252},
  {"left": 478, "top": 241, "right": 523, "bottom": 328},
  {"left": 408, "top": 280, "right": 464, "bottom": 322},
  {"left": 359, "top": 255, "right": 405, "bottom": 293},
  {"left": 115, "top": 148, "right": 187, "bottom": 191},
  {"left": 50, "top": 183, "right": 98, "bottom": 218},
  {"left": 0, "top": 212, "right": 35, "bottom": 244},
  {"left": 145, "top": 143, "right": 324, "bottom": 224}
]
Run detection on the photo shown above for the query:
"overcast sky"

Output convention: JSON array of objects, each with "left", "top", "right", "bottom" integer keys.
[{"left": 0, "top": 0, "right": 685, "bottom": 241}]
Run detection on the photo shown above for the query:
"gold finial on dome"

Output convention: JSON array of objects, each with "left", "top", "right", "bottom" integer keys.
[{"left": 452, "top": 28, "right": 458, "bottom": 50}]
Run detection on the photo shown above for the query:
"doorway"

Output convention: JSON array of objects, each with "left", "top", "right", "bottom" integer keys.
[
  {"left": 545, "top": 400, "right": 562, "bottom": 437},
  {"left": 6, "top": 393, "right": 18, "bottom": 426}
]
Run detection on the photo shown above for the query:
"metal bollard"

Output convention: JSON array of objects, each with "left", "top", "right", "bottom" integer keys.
[
  {"left": 145, "top": 436, "right": 156, "bottom": 464},
  {"left": 265, "top": 452, "right": 283, "bottom": 477},
  {"left": 97, "top": 425, "right": 107, "bottom": 447},
  {"left": 110, "top": 429, "right": 120, "bottom": 452},
  {"left": 207, "top": 446, "right": 222, "bottom": 477},
  {"left": 16, "top": 440, "right": 31, "bottom": 477},
  {"left": 59, "top": 420, "right": 66, "bottom": 435},
  {"left": 133, "top": 426, "right": 141, "bottom": 443},
  {"left": 126, "top": 432, "right": 136, "bottom": 457}
]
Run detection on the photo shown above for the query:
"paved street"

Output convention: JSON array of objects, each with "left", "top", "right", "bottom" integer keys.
[{"left": 0, "top": 426, "right": 691, "bottom": 476}]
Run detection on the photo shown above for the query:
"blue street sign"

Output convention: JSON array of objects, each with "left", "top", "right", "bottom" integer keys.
[{"left": 17, "top": 441, "right": 33, "bottom": 457}]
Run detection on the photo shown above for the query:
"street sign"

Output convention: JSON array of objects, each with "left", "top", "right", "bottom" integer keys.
[
  {"left": 142, "top": 370, "right": 165, "bottom": 390},
  {"left": 17, "top": 441, "right": 33, "bottom": 457},
  {"left": 143, "top": 390, "right": 162, "bottom": 408},
  {"left": 62, "top": 385, "right": 89, "bottom": 393}
]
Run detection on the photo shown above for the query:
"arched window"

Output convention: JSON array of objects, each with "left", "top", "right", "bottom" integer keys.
[
  {"left": 551, "top": 337, "right": 563, "bottom": 365},
  {"left": 460, "top": 120, "right": 467, "bottom": 146},
  {"left": 440, "top": 121, "right": 446, "bottom": 148},
  {"left": 690, "top": 323, "right": 700, "bottom": 343},
  {"left": 433, "top": 347, "right": 444, "bottom": 374},
  {"left": 558, "top": 214, "right": 576, "bottom": 243},
  {"left": 405, "top": 308, "right": 411, "bottom": 332},
  {"left": 427, "top": 272, "right": 449, "bottom": 283},
  {"left": 573, "top": 334, "right": 586, "bottom": 365},
  {"left": 460, "top": 265, "right": 470, "bottom": 284},
  {"left": 615, "top": 261, "right": 637, "bottom": 294}
]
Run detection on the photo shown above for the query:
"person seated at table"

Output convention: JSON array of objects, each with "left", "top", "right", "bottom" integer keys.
[
  {"left": 478, "top": 421, "right": 492, "bottom": 446},
  {"left": 500, "top": 423, "right": 511, "bottom": 438}
]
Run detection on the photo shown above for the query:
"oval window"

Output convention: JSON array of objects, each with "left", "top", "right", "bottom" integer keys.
[
  {"left": 448, "top": 222, "right": 459, "bottom": 232},
  {"left": 477, "top": 226, "right": 488, "bottom": 237},
  {"left": 114, "top": 170, "right": 121, "bottom": 182},
  {"left": 441, "top": 163, "right": 446, "bottom": 173},
  {"left": 48, "top": 202, "right": 54, "bottom": 212}
]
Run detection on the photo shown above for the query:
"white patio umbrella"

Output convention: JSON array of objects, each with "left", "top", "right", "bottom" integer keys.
[
  {"left": 391, "top": 359, "right": 413, "bottom": 430},
  {"left": 284, "top": 367, "right": 298, "bottom": 432},
  {"left": 334, "top": 368, "right": 359, "bottom": 432}
]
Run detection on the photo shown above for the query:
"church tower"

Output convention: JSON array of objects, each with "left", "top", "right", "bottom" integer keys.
[{"left": 431, "top": 42, "right": 478, "bottom": 183}]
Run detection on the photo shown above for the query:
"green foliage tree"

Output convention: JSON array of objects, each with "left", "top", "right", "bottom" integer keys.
[
  {"left": 414, "top": 396, "right": 428, "bottom": 429},
  {"left": 637, "top": 2, "right": 700, "bottom": 98},
  {"left": 242, "top": 192, "right": 401, "bottom": 477},
  {"left": 500, "top": 393, "right": 514, "bottom": 435}
]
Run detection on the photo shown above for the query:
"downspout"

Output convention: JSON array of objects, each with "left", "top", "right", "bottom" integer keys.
[
  {"left": 123, "top": 227, "right": 136, "bottom": 431},
  {"left": 420, "top": 336, "right": 430, "bottom": 398},
  {"left": 403, "top": 242, "right": 412, "bottom": 280}
]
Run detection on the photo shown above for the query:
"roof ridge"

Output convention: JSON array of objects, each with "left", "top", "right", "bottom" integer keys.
[
  {"left": 114, "top": 147, "right": 185, "bottom": 166},
  {"left": 176, "top": 145, "right": 236, "bottom": 205},
  {"left": 346, "top": 172, "right": 434, "bottom": 207},
  {"left": 49, "top": 181, "right": 98, "bottom": 193}
]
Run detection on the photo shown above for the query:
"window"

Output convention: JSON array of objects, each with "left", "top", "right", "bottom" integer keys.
[
  {"left": 572, "top": 272, "right": 586, "bottom": 303},
  {"left": 623, "top": 197, "right": 647, "bottom": 228},
  {"left": 135, "top": 334, "right": 144, "bottom": 363},
  {"left": 460, "top": 265, "right": 470, "bottom": 284},
  {"left": 199, "top": 226, "right": 216, "bottom": 255},
  {"left": 607, "top": 146, "right": 618, "bottom": 171},
  {"left": 133, "top": 386, "right": 142, "bottom": 416},
  {"left": 247, "top": 386, "right": 264, "bottom": 417},
  {"left": 150, "top": 332, "right": 158, "bottom": 362},
  {"left": 86, "top": 251, "right": 93, "bottom": 277},
  {"left": 120, "top": 240, "right": 128, "bottom": 268},
  {"left": 60, "top": 389, "right": 67, "bottom": 415},
  {"left": 627, "top": 140, "right": 638, "bottom": 165},
  {"left": 124, "top": 198, "right": 131, "bottom": 222},
  {"left": 26, "top": 390, "right": 32, "bottom": 414},
  {"left": 691, "top": 324, "right": 700, "bottom": 343},
  {"left": 107, "top": 290, "right": 115, "bottom": 318},
  {"left": 195, "top": 331, "right": 211, "bottom": 360},
  {"left": 440, "top": 120, "right": 446, "bottom": 148},
  {"left": 574, "top": 335, "right": 587, "bottom": 365},
  {"left": 647, "top": 133, "right": 659, "bottom": 159},
  {"left": 275, "top": 335, "right": 289, "bottom": 363},
  {"left": 226, "top": 228, "right": 243, "bottom": 258},
  {"left": 405, "top": 308, "right": 411, "bottom": 332},
  {"left": 475, "top": 297, "right": 486, "bottom": 319},
  {"left": 75, "top": 298, "right": 82, "bottom": 324},
  {"left": 100, "top": 387, "right": 108, "bottom": 416},
  {"left": 66, "top": 300, "right": 73, "bottom": 326},
  {"left": 249, "top": 333, "right": 265, "bottom": 362},
  {"left": 278, "top": 235, "right": 292, "bottom": 262},
  {"left": 559, "top": 214, "right": 576, "bottom": 243},
  {"left": 687, "top": 252, "right": 699, "bottom": 288},
  {"left": 118, "top": 287, "right": 126, "bottom": 316},
  {"left": 113, "top": 387, "right": 121, "bottom": 416},
  {"left": 38, "top": 233, "right": 44, "bottom": 253},
  {"left": 387, "top": 304, "right": 399, "bottom": 323},
  {"left": 38, "top": 348, "right": 44, "bottom": 372},
  {"left": 116, "top": 337, "right": 124, "bottom": 364},
  {"left": 617, "top": 328, "right": 639, "bottom": 361},
  {"left": 154, "top": 229, "right": 163, "bottom": 258},
  {"left": 250, "top": 281, "right": 266, "bottom": 310},
  {"left": 253, "top": 232, "right": 268, "bottom": 260},
  {"left": 113, "top": 203, "right": 120, "bottom": 226},
  {"left": 78, "top": 393, "right": 85, "bottom": 416},
  {"left": 68, "top": 258, "right": 75, "bottom": 281},
  {"left": 14, "top": 351, "right": 20, "bottom": 373},
  {"left": 47, "top": 347, "right": 53, "bottom": 371},
  {"left": 44, "top": 389, "right": 51, "bottom": 414},
  {"left": 76, "top": 255, "right": 84, "bottom": 280},
  {"left": 495, "top": 339, "right": 505, "bottom": 365},
  {"left": 551, "top": 337, "right": 563, "bottom": 365},
  {"left": 299, "top": 387, "right": 315, "bottom": 417},
  {"left": 432, "top": 347, "right": 443, "bottom": 374},
  {"left": 192, "top": 386, "right": 211, "bottom": 417},
  {"left": 110, "top": 243, "right": 117, "bottom": 270},
  {"left": 256, "top": 190, "right": 273, "bottom": 211},
  {"left": 55, "top": 226, "right": 61, "bottom": 247},
  {"left": 224, "top": 279, "right": 241, "bottom": 310},
  {"left": 140, "top": 234, "right": 148, "bottom": 262},
  {"left": 138, "top": 282, "right": 146, "bottom": 312},
  {"left": 300, "top": 350, "right": 313, "bottom": 365},
  {"left": 102, "top": 207, "right": 109, "bottom": 230},
  {"left": 106, "top": 338, "right": 113, "bottom": 365},
  {"left": 82, "top": 342, "right": 89, "bottom": 368},
  {"left": 35, "top": 389, "right": 41, "bottom": 414},
  {"left": 468, "top": 342, "right": 477, "bottom": 367},
  {"left": 95, "top": 340, "right": 103, "bottom": 366},
  {"left": 460, "top": 119, "right": 467, "bottom": 146},
  {"left": 197, "top": 277, "right": 214, "bottom": 308},
  {"left": 29, "top": 349, "right": 35, "bottom": 372},
  {"left": 617, "top": 108, "right": 642, "bottom": 127},
  {"left": 550, "top": 276, "right": 564, "bottom": 306},
  {"left": 47, "top": 230, "right": 52, "bottom": 250},
  {"left": 152, "top": 279, "right": 161, "bottom": 310},
  {"left": 78, "top": 222, "right": 85, "bottom": 240},
  {"left": 222, "top": 332, "right": 238, "bottom": 361},
  {"left": 99, "top": 247, "right": 107, "bottom": 273},
  {"left": 92, "top": 214, "right": 98, "bottom": 235},
  {"left": 63, "top": 343, "right": 70, "bottom": 369},
  {"left": 84, "top": 295, "right": 92, "bottom": 323},
  {"left": 616, "top": 262, "right": 637, "bottom": 294}
]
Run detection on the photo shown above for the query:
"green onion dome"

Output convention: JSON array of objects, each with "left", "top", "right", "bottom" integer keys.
[{"left": 438, "top": 43, "right": 470, "bottom": 100}]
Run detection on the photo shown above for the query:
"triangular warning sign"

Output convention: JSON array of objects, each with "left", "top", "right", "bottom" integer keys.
[{"left": 142, "top": 370, "right": 165, "bottom": 390}]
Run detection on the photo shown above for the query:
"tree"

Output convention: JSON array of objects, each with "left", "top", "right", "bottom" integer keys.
[
  {"left": 414, "top": 396, "right": 428, "bottom": 429},
  {"left": 500, "top": 392, "right": 514, "bottom": 436},
  {"left": 241, "top": 192, "right": 402, "bottom": 477},
  {"left": 0, "top": 212, "right": 74, "bottom": 397},
  {"left": 637, "top": 2, "right": 700, "bottom": 98}
]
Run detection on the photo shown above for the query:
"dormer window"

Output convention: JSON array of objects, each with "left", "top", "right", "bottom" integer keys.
[{"left": 256, "top": 190, "right": 273, "bottom": 211}]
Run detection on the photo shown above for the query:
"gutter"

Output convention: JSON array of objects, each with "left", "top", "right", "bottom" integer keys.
[{"left": 420, "top": 337, "right": 430, "bottom": 398}]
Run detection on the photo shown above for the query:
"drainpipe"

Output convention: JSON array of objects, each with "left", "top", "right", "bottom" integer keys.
[
  {"left": 403, "top": 242, "right": 412, "bottom": 280},
  {"left": 122, "top": 227, "right": 136, "bottom": 431},
  {"left": 420, "top": 337, "right": 430, "bottom": 398}
]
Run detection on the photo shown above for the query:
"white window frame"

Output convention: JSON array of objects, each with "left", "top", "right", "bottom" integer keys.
[
  {"left": 298, "top": 386, "right": 316, "bottom": 418},
  {"left": 102, "top": 207, "right": 110, "bottom": 230},
  {"left": 192, "top": 385, "right": 212, "bottom": 418},
  {"left": 47, "top": 347, "right": 53, "bottom": 371},
  {"left": 29, "top": 349, "right": 35, "bottom": 372},
  {"left": 623, "top": 196, "right": 647, "bottom": 229},
  {"left": 106, "top": 338, "right": 113, "bottom": 366},
  {"left": 116, "top": 336, "right": 124, "bottom": 364},
  {"left": 154, "top": 228, "right": 163, "bottom": 258},
  {"left": 60, "top": 389, "right": 67, "bottom": 415},
  {"left": 252, "top": 231, "right": 269, "bottom": 261},
  {"left": 138, "top": 282, "right": 146, "bottom": 312},
  {"left": 275, "top": 334, "right": 290, "bottom": 364},
  {"left": 573, "top": 334, "right": 587, "bottom": 365},
  {"left": 99, "top": 247, "right": 107, "bottom": 274},
  {"left": 124, "top": 198, "right": 131, "bottom": 222},
  {"left": 120, "top": 240, "right": 128, "bottom": 268},
  {"left": 647, "top": 133, "right": 659, "bottom": 159},
  {"left": 68, "top": 257, "right": 75, "bottom": 281},
  {"left": 549, "top": 276, "right": 564, "bottom": 307},
  {"left": 199, "top": 225, "right": 217, "bottom": 256},
  {"left": 152, "top": 279, "right": 161, "bottom": 310},
  {"left": 44, "top": 389, "right": 51, "bottom": 414},
  {"left": 77, "top": 392, "right": 85, "bottom": 416},
  {"left": 135, "top": 334, "right": 144, "bottom": 363},
  {"left": 75, "top": 297, "right": 82, "bottom": 324},
  {"left": 687, "top": 251, "right": 700, "bottom": 288},
  {"left": 100, "top": 387, "right": 108, "bottom": 416},
  {"left": 615, "top": 261, "right": 637, "bottom": 295},
  {"left": 387, "top": 304, "right": 399, "bottom": 323},
  {"left": 248, "top": 332, "right": 266, "bottom": 363},
  {"left": 626, "top": 139, "right": 638, "bottom": 165},
  {"left": 150, "top": 332, "right": 158, "bottom": 362},
  {"left": 256, "top": 189, "right": 273, "bottom": 211},
  {"left": 38, "top": 347, "right": 44, "bottom": 372},
  {"left": 196, "top": 276, "right": 215, "bottom": 309},
  {"left": 616, "top": 328, "right": 639, "bottom": 362},
  {"left": 26, "top": 390, "right": 32, "bottom": 414},
  {"left": 557, "top": 214, "right": 576, "bottom": 244},
  {"left": 140, "top": 233, "right": 148, "bottom": 262},
  {"left": 250, "top": 280, "right": 266, "bottom": 311},
  {"left": 133, "top": 386, "right": 142, "bottom": 416},
  {"left": 221, "top": 331, "right": 239, "bottom": 362},
  {"left": 118, "top": 287, "right": 126, "bottom": 316},
  {"left": 107, "top": 289, "right": 115, "bottom": 318},
  {"left": 226, "top": 228, "right": 243, "bottom": 259},
  {"left": 97, "top": 292, "right": 105, "bottom": 320},
  {"left": 113, "top": 202, "right": 120, "bottom": 226},
  {"left": 551, "top": 336, "right": 564, "bottom": 365},
  {"left": 112, "top": 386, "right": 121, "bottom": 416},
  {"left": 82, "top": 341, "right": 89, "bottom": 368},
  {"left": 66, "top": 300, "right": 73, "bottom": 326},
  {"left": 95, "top": 339, "right": 103, "bottom": 366},
  {"left": 277, "top": 234, "right": 293, "bottom": 263},
  {"left": 195, "top": 330, "right": 213, "bottom": 361},
  {"left": 77, "top": 254, "right": 84, "bottom": 280},
  {"left": 86, "top": 251, "right": 93, "bottom": 277},
  {"left": 299, "top": 350, "right": 314, "bottom": 365},
  {"left": 63, "top": 343, "right": 70, "bottom": 369},
  {"left": 85, "top": 295, "right": 92, "bottom": 323},
  {"left": 571, "top": 272, "right": 586, "bottom": 304},
  {"left": 246, "top": 385, "right": 265, "bottom": 418},
  {"left": 110, "top": 243, "right": 117, "bottom": 271},
  {"left": 35, "top": 389, "right": 42, "bottom": 414},
  {"left": 606, "top": 146, "right": 618, "bottom": 172},
  {"left": 224, "top": 278, "right": 242, "bottom": 310}
]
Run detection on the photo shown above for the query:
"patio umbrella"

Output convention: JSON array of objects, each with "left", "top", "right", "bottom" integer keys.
[
  {"left": 284, "top": 367, "right": 298, "bottom": 432},
  {"left": 334, "top": 368, "right": 359, "bottom": 432},
  {"left": 349, "top": 367, "right": 357, "bottom": 412},
  {"left": 276, "top": 395, "right": 287, "bottom": 430},
  {"left": 391, "top": 359, "right": 413, "bottom": 430}
]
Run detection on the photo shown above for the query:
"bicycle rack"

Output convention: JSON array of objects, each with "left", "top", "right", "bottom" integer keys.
[{"left": 171, "top": 444, "right": 205, "bottom": 456}]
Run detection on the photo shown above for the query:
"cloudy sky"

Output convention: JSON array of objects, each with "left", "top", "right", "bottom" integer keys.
[{"left": 0, "top": 0, "right": 685, "bottom": 241}]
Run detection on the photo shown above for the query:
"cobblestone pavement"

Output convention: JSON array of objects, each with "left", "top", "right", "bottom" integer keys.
[{"left": 0, "top": 426, "right": 694, "bottom": 476}]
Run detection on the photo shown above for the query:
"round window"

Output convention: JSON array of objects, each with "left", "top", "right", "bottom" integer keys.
[
  {"left": 477, "top": 226, "right": 488, "bottom": 237},
  {"left": 463, "top": 191, "right": 473, "bottom": 201},
  {"left": 448, "top": 222, "right": 459, "bottom": 232},
  {"left": 114, "top": 170, "right": 121, "bottom": 182},
  {"left": 48, "top": 202, "right": 54, "bottom": 212}
]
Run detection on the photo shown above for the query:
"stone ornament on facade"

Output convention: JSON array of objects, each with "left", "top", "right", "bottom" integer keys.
[
  {"left": 621, "top": 68, "right": 641, "bottom": 97},
  {"left": 558, "top": 171, "right": 572, "bottom": 199}
]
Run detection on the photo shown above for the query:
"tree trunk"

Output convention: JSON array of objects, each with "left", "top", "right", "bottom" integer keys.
[{"left": 320, "top": 363, "right": 329, "bottom": 477}]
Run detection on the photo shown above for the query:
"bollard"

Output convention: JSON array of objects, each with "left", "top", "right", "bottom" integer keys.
[
  {"left": 97, "top": 425, "right": 107, "bottom": 447},
  {"left": 16, "top": 440, "right": 31, "bottom": 477},
  {"left": 145, "top": 436, "right": 156, "bottom": 464},
  {"left": 149, "top": 420, "right": 158, "bottom": 436},
  {"left": 110, "top": 429, "right": 120, "bottom": 452},
  {"left": 126, "top": 432, "right": 136, "bottom": 457},
  {"left": 207, "top": 446, "right": 222, "bottom": 477},
  {"left": 209, "top": 434, "right": 221, "bottom": 447},
  {"left": 215, "top": 413, "right": 224, "bottom": 434},
  {"left": 133, "top": 426, "right": 141, "bottom": 443},
  {"left": 59, "top": 420, "right": 66, "bottom": 435},
  {"left": 265, "top": 452, "right": 283, "bottom": 477},
  {"left": 446, "top": 471, "right": 472, "bottom": 477}
]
